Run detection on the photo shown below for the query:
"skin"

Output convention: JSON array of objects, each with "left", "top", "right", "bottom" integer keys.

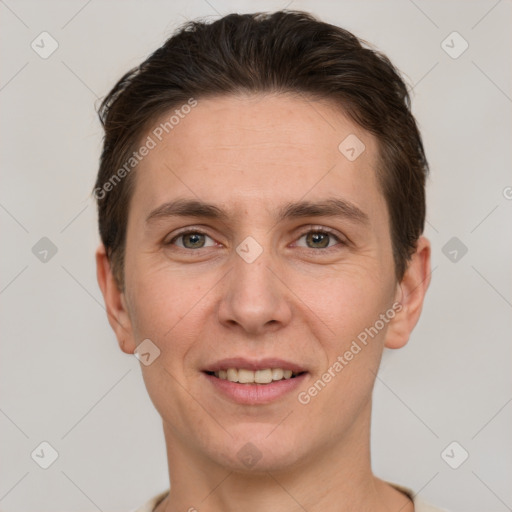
[{"left": 96, "top": 92, "right": 431, "bottom": 512}]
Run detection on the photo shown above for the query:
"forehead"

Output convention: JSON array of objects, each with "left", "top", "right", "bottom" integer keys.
[{"left": 131, "top": 92, "right": 386, "bottom": 224}]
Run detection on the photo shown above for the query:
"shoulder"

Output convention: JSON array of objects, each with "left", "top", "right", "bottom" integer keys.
[
  {"left": 133, "top": 486, "right": 450, "bottom": 512},
  {"left": 130, "top": 490, "right": 169, "bottom": 512},
  {"left": 390, "top": 481, "right": 450, "bottom": 512},
  {"left": 414, "top": 497, "right": 451, "bottom": 512}
]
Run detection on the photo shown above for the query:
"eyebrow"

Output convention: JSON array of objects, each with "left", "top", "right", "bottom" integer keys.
[{"left": 145, "top": 197, "right": 370, "bottom": 226}]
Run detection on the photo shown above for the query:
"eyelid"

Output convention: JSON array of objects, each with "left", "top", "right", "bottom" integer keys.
[{"left": 296, "top": 224, "right": 345, "bottom": 238}]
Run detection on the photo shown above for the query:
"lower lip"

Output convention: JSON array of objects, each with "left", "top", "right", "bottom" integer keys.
[{"left": 203, "top": 372, "right": 308, "bottom": 405}]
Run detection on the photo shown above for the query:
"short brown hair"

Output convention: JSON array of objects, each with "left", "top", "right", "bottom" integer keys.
[{"left": 94, "top": 10, "right": 429, "bottom": 290}]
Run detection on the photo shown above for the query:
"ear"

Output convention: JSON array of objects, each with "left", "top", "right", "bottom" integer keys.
[
  {"left": 95, "top": 244, "right": 136, "bottom": 354},
  {"left": 385, "top": 236, "right": 431, "bottom": 349}
]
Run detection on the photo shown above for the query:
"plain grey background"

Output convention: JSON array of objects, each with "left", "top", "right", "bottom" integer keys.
[{"left": 1, "top": 1, "right": 511, "bottom": 511}]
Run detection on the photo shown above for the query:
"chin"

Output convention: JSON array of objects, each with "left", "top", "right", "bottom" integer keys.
[
  {"left": 208, "top": 425, "right": 309, "bottom": 473},
  {"left": 220, "top": 449, "right": 305, "bottom": 475}
]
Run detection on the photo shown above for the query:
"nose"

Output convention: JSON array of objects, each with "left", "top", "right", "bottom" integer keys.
[{"left": 217, "top": 242, "right": 293, "bottom": 336}]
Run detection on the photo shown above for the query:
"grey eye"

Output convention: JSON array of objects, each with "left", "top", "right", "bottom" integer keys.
[{"left": 170, "top": 231, "right": 216, "bottom": 249}]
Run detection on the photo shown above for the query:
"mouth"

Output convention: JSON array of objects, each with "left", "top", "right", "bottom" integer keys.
[
  {"left": 202, "top": 358, "right": 308, "bottom": 404},
  {"left": 204, "top": 368, "right": 307, "bottom": 384}
]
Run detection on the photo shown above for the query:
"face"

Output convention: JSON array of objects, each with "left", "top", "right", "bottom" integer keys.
[{"left": 97, "top": 92, "right": 430, "bottom": 473}]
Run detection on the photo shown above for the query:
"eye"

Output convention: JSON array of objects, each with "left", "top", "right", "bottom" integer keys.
[
  {"left": 165, "top": 227, "right": 346, "bottom": 252},
  {"left": 167, "top": 230, "right": 217, "bottom": 249},
  {"left": 295, "top": 228, "right": 345, "bottom": 251}
]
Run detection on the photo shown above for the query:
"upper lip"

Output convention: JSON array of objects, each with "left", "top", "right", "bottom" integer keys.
[{"left": 203, "top": 357, "right": 307, "bottom": 373}]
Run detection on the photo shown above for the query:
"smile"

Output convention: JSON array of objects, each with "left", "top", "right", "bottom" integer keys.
[{"left": 207, "top": 368, "right": 304, "bottom": 384}]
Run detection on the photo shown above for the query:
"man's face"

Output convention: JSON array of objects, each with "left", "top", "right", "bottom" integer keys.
[{"left": 108, "top": 93, "right": 413, "bottom": 471}]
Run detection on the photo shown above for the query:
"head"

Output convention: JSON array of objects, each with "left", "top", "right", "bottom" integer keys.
[{"left": 95, "top": 10, "right": 431, "bottom": 473}]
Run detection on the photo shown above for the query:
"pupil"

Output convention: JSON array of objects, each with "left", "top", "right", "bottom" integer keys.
[
  {"left": 185, "top": 233, "right": 204, "bottom": 248},
  {"left": 308, "top": 232, "right": 328, "bottom": 248}
]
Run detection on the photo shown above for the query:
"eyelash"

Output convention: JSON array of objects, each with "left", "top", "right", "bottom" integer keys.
[{"left": 166, "top": 226, "right": 346, "bottom": 253}]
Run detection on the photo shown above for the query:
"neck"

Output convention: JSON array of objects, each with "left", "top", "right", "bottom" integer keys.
[{"left": 156, "top": 401, "right": 413, "bottom": 512}]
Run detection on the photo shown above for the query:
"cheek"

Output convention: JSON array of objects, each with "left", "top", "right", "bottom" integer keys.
[
  {"left": 126, "top": 263, "right": 216, "bottom": 361},
  {"left": 303, "top": 265, "right": 395, "bottom": 389},
  {"left": 300, "top": 260, "right": 394, "bottom": 337}
]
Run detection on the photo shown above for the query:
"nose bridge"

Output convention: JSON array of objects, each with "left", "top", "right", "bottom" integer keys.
[
  {"left": 232, "top": 234, "right": 277, "bottom": 306},
  {"left": 218, "top": 234, "right": 290, "bottom": 333}
]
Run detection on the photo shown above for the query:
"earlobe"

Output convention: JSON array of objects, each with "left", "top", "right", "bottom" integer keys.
[
  {"left": 384, "top": 236, "right": 431, "bottom": 350},
  {"left": 95, "top": 244, "right": 136, "bottom": 354}
]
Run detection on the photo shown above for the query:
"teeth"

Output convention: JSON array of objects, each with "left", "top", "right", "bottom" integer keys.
[
  {"left": 255, "top": 369, "right": 273, "bottom": 384},
  {"left": 226, "top": 368, "right": 238, "bottom": 382},
  {"left": 238, "top": 369, "right": 254, "bottom": 383},
  {"left": 272, "top": 368, "right": 284, "bottom": 380},
  {"left": 213, "top": 368, "right": 300, "bottom": 384}
]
